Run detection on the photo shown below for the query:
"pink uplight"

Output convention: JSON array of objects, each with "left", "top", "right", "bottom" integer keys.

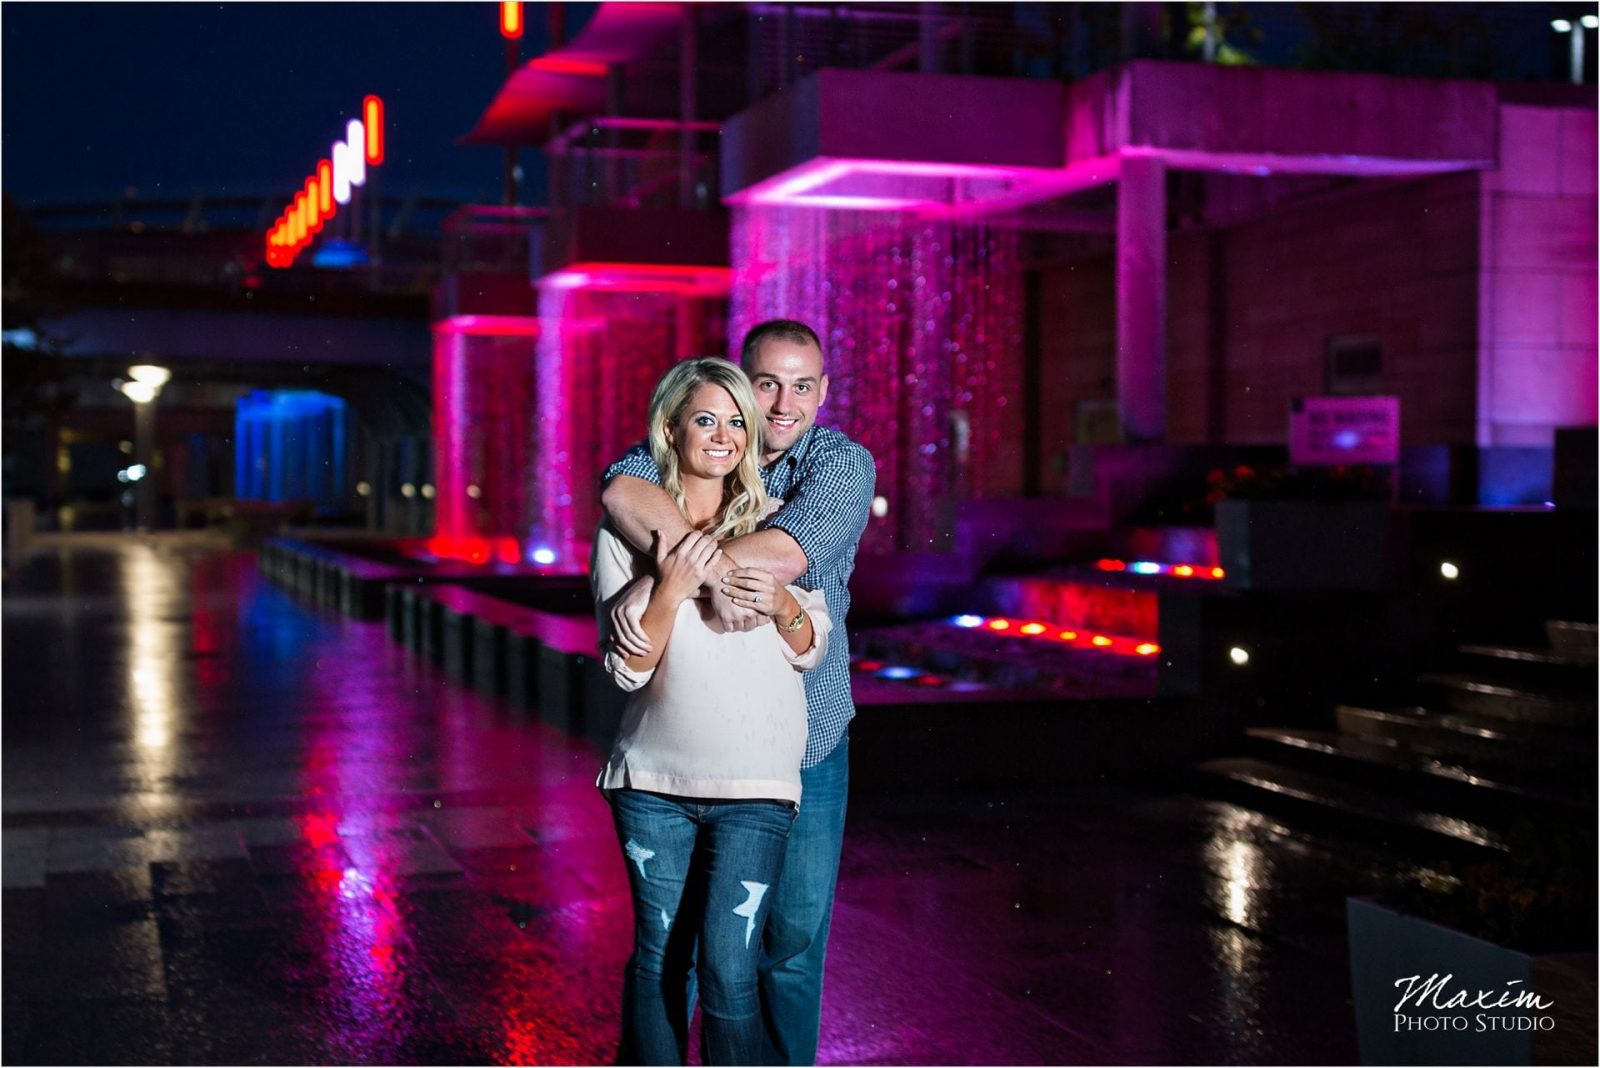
[
  {"left": 728, "top": 156, "right": 1075, "bottom": 215},
  {"left": 539, "top": 262, "right": 732, "bottom": 296},
  {"left": 435, "top": 315, "right": 543, "bottom": 337},
  {"left": 432, "top": 318, "right": 537, "bottom": 562},
  {"left": 532, "top": 283, "right": 727, "bottom": 562}
]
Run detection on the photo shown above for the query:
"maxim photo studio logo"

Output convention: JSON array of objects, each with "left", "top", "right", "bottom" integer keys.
[{"left": 1392, "top": 973, "right": 1556, "bottom": 1033}]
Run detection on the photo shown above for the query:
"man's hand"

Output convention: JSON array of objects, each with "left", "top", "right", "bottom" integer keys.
[
  {"left": 709, "top": 582, "right": 765, "bottom": 633},
  {"left": 607, "top": 573, "right": 655, "bottom": 659}
]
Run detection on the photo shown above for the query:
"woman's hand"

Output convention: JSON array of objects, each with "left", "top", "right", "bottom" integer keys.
[
  {"left": 721, "top": 568, "right": 798, "bottom": 621},
  {"left": 653, "top": 530, "right": 724, "bottom": 605}
]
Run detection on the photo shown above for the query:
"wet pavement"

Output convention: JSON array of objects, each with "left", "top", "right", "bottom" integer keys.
[{"left": 4, "top": 534, "right": 1376, "bottom": 1065}]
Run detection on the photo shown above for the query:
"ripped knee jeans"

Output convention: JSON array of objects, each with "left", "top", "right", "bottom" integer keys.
[{"left": 608, "top": 789, "right": 795, "bottom": 1066}]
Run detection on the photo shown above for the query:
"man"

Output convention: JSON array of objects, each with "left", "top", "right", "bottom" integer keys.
[{"left": 601, "top": 319, "right": 875, "bottom": 1065}]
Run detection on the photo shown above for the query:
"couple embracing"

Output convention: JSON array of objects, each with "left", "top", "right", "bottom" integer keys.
[{"left": 590, "top": 320, "right": 875, "bottom": 1065}]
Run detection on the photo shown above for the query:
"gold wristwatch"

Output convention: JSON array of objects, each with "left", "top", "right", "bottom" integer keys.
[{"left": 779, "top": 605, "right": 807, "bottom": 633}]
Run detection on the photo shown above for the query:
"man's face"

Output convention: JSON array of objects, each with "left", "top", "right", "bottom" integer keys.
[{"left": 747, "top": 337, "right": 828, "bottom": 461}]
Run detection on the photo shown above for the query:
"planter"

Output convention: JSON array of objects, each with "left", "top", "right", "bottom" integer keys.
[
  {"left": 1215, "top": 499, "right": 1388, "bottom": 590},
  {"left": 1347, "top": 897, "right": 1597, "bottom": 1066}
]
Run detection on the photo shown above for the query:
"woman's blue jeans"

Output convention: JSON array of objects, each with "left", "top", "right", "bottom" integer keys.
[{"left": 610, "top": 789, "right": 794, "bottom": 1066}]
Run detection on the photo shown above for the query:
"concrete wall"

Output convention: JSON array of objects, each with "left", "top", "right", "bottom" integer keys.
[
  {"left": 1038, "top": 98, "right": 1597, "bottom": 469},
  {"left": 1039, "top": 170, "right": 1500, "bottom": 461},
  {"left": 1170, "top": 171, "right": 1484, "bottom": 446},
  {"left": 1476, "top": 104, "right": 1598, "bottom": 446},
  {"left": 1036, "top": 255, "right": 1117, "bottom": 493}
]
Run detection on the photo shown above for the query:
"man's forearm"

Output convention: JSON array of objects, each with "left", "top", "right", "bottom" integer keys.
[
  {"left": 722, "top": 528, "right": 809, "bottom": 584},
  {"left": 601, "top": 476, "right": 693, "bottom": 554},
  {"left": 604, "top": 475, "right": 807, "bottom": 586}
]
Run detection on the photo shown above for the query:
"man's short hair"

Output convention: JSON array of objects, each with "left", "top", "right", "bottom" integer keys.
[{"left": 740, "top": 319, "right": 824, "bottom": 371}]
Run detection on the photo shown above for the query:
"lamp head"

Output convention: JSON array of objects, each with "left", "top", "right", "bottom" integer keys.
[
  {"left": 128, "top": 364, "right": 171, "bottom": 389},
  {"left": 119, "top": 380, "right": 157, "bottom": 404}
]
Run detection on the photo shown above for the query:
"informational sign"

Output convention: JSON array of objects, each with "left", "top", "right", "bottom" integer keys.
[{"left": 1289, "top": 395, "right": 1400, "bottom": 465}]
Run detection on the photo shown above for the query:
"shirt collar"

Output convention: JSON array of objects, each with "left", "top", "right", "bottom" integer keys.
[{"left": 765, "top": 424, "right": 819, "bottom": 474}]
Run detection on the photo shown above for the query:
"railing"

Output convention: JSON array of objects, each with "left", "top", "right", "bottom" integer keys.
[
  {"left": 440, "top": 205, "right": 548, "bottom": 276},
  {"left": 547, "top": 117, "right": 721, "bottom": 211}
]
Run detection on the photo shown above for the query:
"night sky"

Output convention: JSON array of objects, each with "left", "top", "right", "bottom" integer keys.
[
  {"left": 1, "top": 2, "right": 596, "bottom": 208},
  {"left": 0, "top": 2, "right": 1571, "bottom": 212}
]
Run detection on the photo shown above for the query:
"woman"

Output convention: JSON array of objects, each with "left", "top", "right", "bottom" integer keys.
[{"left": 590, "top": 357, "right": 830, "bottom": 1066}]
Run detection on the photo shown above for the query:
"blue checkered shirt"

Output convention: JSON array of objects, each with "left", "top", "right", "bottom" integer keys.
[{"left": 602, "top": 425, "right": 876, "bottom": 767}]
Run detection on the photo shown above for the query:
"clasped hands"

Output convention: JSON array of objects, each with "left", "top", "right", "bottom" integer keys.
[{"left": 608, "top": 529, "right": 789, "bottom": 658}]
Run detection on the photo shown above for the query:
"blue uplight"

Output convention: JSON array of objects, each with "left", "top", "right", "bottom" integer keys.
[
  {"left": 530, "top": 547, "right": 557, "bottom": 565},
  {"left": 235, "top": 390, "right": 348, "bottom": 504},
  {"left": 952, "top": 614, "right": 985, "bottom": 628},
  {"left": 1130, "top": 561, "right": 1162, "bottom": 575},
  {"left": 311, "top": 240, "right": 371, "bottom": 269},
  {"left": 876, "top": 665, "right": 919, "bottom": 680}
]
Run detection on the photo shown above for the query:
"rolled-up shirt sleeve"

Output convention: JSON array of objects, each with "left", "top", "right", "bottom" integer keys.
[
  {"left": 765, "top": 442, "right": 875, "bottom": 578},
  {"left": 590, "top": 522, "right": 656, "bottom": 691},
  {"left": 600, "top": 442, "right": 661, "bottom": 490},
  {"left": 779, "top": 586, "right": 832, "bottom": 671}
]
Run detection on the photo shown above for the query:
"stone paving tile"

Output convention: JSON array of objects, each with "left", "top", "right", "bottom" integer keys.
[
  {"left": 1, "top": 537, "right": 1402, "bottom": 1065},
  {"left": 422, "top": 804, "right": 542, "bottom": 850},
  {"left": 233, "top": 816, "right": 303, "bottom": 847}
]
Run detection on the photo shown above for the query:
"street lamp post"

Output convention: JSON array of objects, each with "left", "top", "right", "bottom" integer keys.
[
  {"left": 1552, "top": 14, "right": 1599, "bottom": 84},
  {"left": 118, "top": 364, "right": 170, "bottom": 532}
]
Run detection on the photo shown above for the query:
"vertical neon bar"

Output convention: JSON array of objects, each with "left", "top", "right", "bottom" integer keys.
[
  {"left": 500, "top": 2, "right": 523, "bottom": 38},
  {"left": 362, "top": 96, "right": 384, "bottom": 165},
  {"left": 317, "top": 160, "right": 333, "bottom": 215}
]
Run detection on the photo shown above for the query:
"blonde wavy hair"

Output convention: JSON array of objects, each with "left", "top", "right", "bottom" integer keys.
[{"left": 646, "top": 357, "right": 769, "bottom": 541}]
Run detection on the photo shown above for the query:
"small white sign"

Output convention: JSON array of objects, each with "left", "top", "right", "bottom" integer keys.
[{"left": 1289, "top": 396, "right": 1400, "bottom": 465}]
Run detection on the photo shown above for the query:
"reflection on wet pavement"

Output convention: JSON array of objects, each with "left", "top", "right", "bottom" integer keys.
[{"left": 5, "top": 538, "right": 1373, "bottom": 1064}]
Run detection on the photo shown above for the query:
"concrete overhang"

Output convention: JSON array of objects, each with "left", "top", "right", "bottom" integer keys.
[
  {"left": 722, "top": 69, "right": 1085, "bottom": 215},
  {"left": 1070, "top": 60, "right": 1499, "bottom": 178},
  {"left": 721, "top": 61, "right": 1499, "bottom": 218}
]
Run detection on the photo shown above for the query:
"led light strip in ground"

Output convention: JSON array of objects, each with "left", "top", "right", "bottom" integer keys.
[
  {"left": 1096, "top": 559, "right": 1225, "bottom": 579},
  {"left": 951, "top": 615, "right": 1161, "bottom": 657}
]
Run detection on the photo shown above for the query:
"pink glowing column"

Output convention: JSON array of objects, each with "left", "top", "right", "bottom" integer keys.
[
  {"left": 431, "top": 316, "right": 539, "bottom": 562},
  {"left": 730, "top": 205, "right": 1023, "bottom": 552},
  {"left": 532, "top": 286, "right": 725, "bottom": 566}
]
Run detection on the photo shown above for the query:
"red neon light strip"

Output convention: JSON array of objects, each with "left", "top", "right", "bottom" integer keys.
[{"left": 265, "top": 94, "right": 384, "bottom": 267}]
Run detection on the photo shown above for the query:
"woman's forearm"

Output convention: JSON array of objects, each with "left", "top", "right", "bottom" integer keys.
[
  {"left": 772, "top": 589, "right": 815, "bottom": 656},
  {"left": 622, "top": 592, "right": 682, "bottom": 674}
]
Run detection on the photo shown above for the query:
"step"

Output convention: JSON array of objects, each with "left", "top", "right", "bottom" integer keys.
[
  {"left": 1422, "top": 673, "right": 1596, "bottom": 729},
  {"left": 1547, "top": 620, "right": 1598, "bottom": 658},
  {"left": 1335, "top": 704, "right": 1593, "bottom": 776},
  {"left": 1459, "top": 642, "right": 1599, "bottom": 670},
  {"left": 1455, "top": 643, "right": 1598, "bottom": 696},
  {"left": 1194, "top": 756, "right": 1509, "bottom": 854},
  {"left": 1243, "top": 727, "right": 1592, "bottom": 813}
]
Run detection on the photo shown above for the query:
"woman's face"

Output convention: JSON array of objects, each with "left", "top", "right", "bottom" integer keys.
[{"left": 669, "top": 381, "right": 747, "bottom": 482}]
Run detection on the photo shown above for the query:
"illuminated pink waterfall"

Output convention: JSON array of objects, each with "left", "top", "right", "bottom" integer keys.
[
  {"left": 430, "top": 317, "right": 539, "bottom": 564},
  {"left": 532, "top": 286, "right": 727, "bottom": 565},
  {"left": 730, "top": 205, "right": 1024, "bottom": 552}
]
